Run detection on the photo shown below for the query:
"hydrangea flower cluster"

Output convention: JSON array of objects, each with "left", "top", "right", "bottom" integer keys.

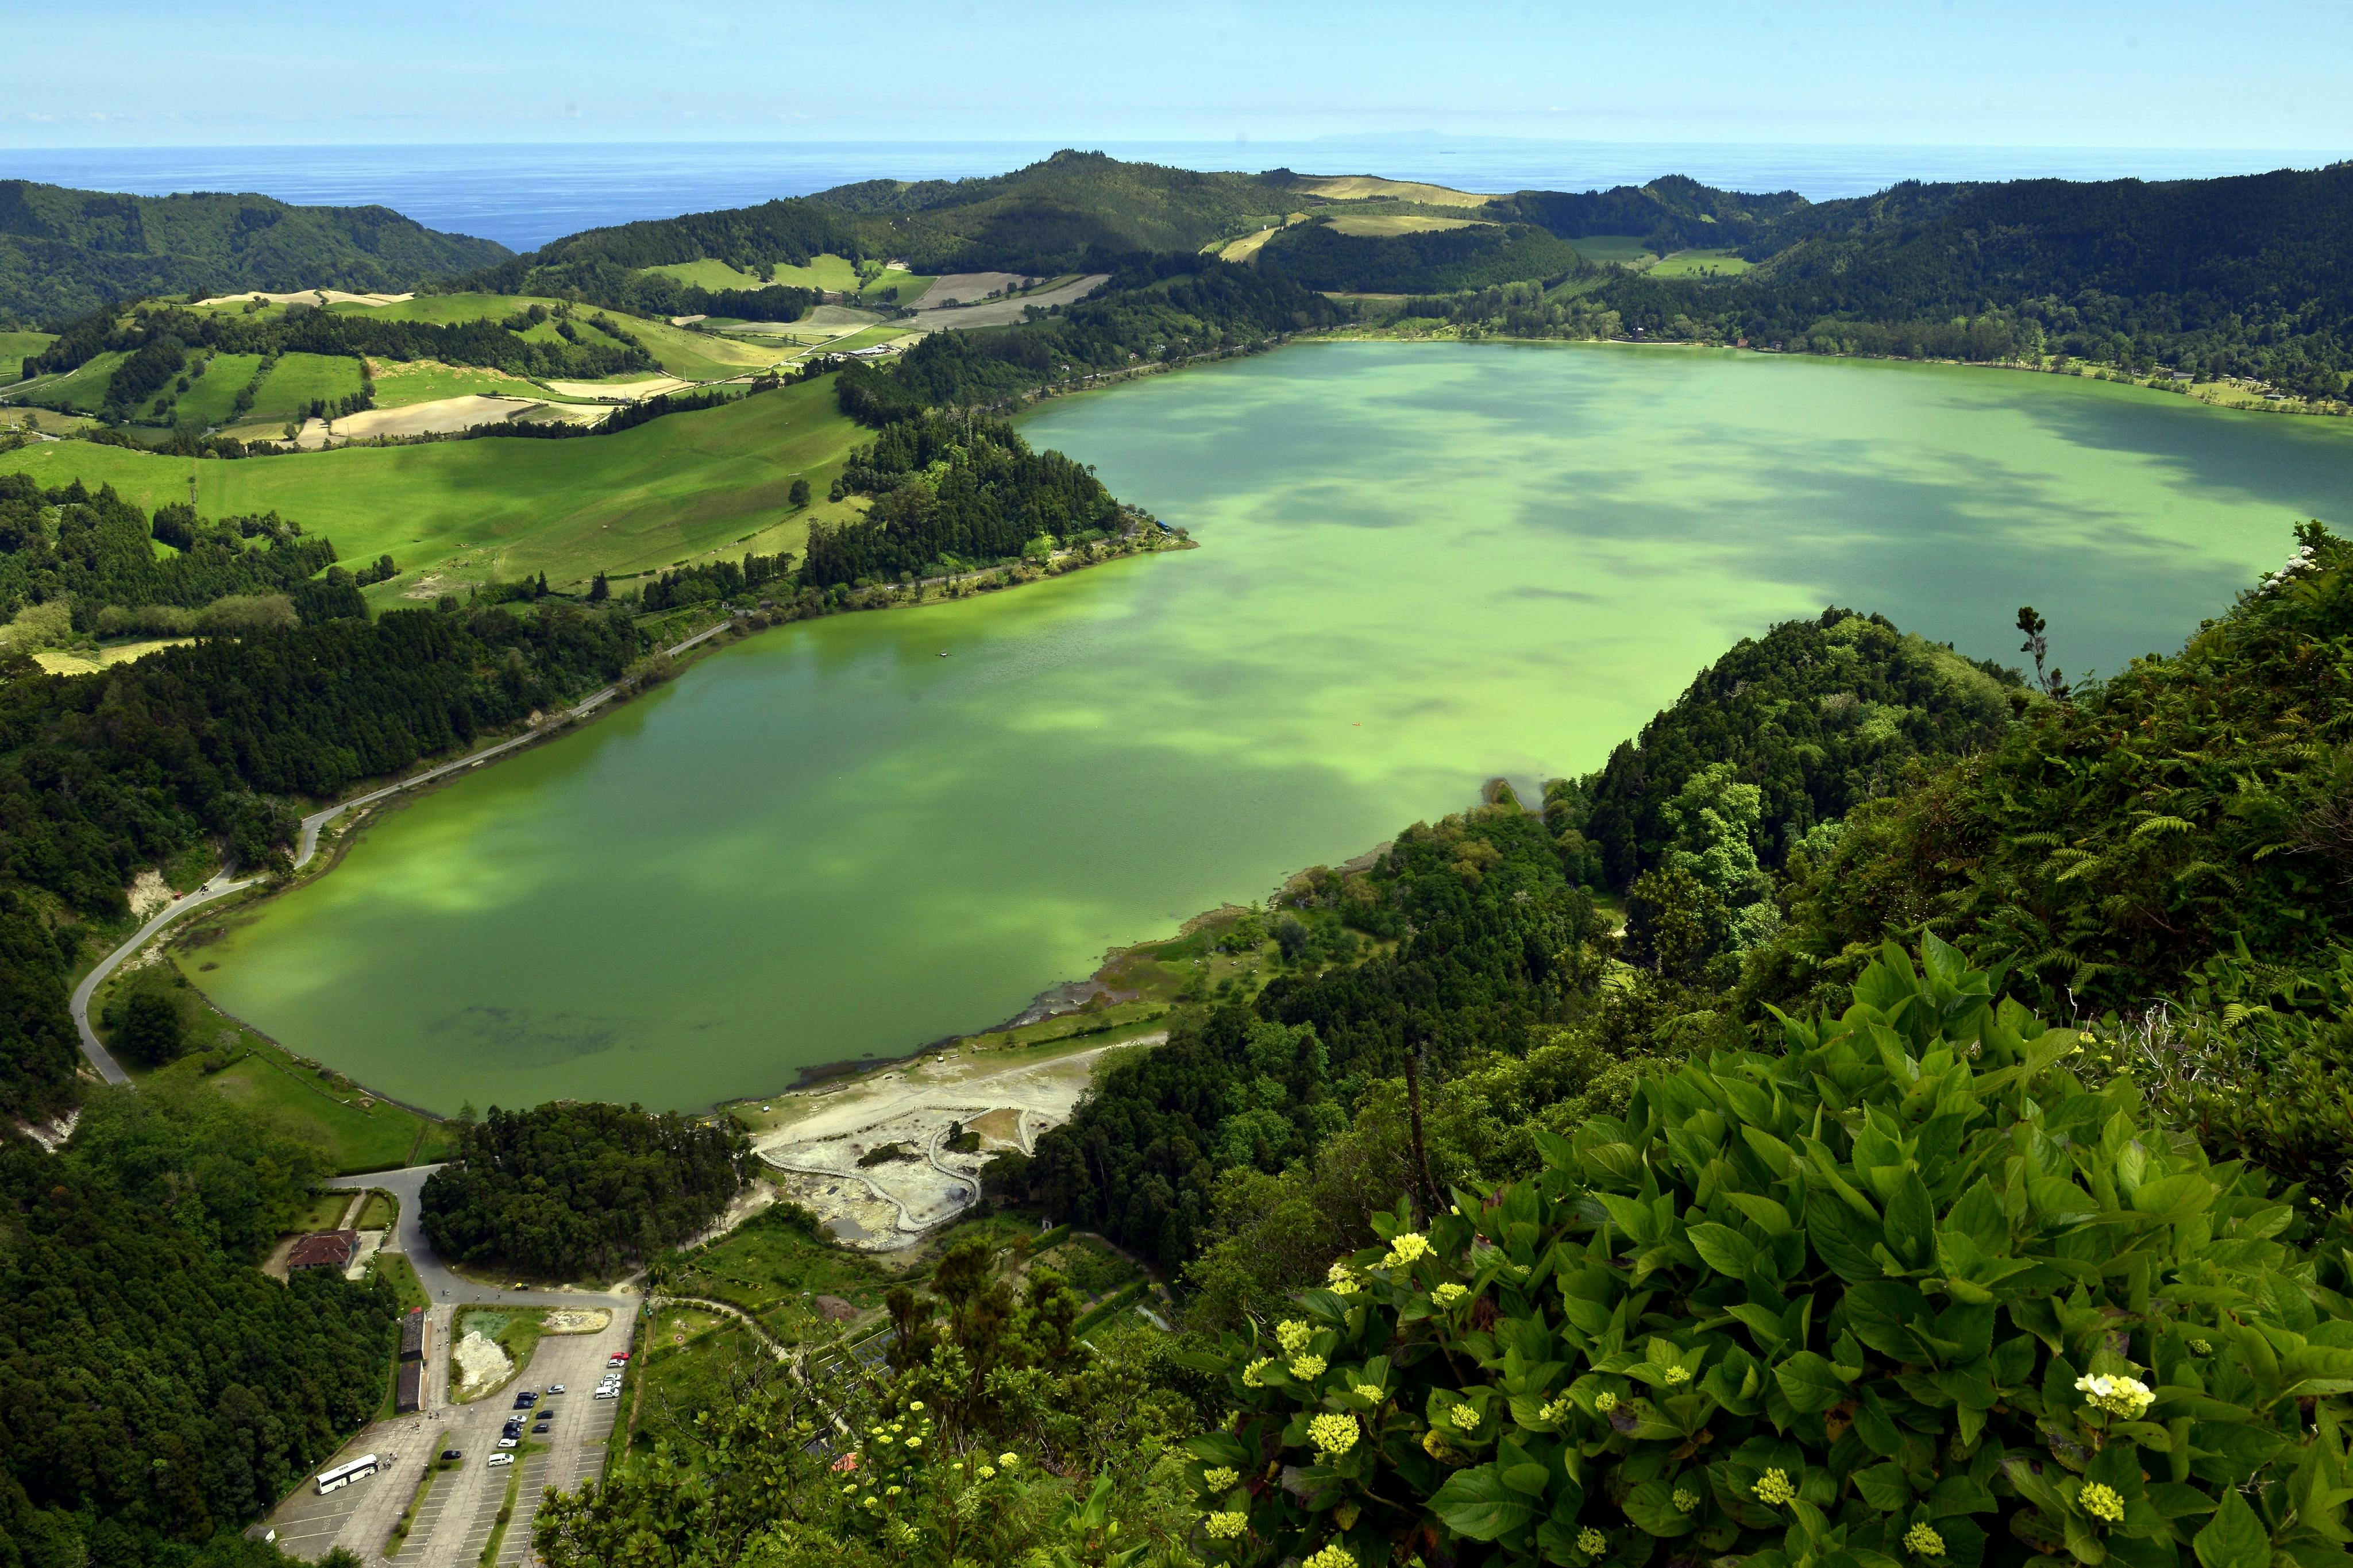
[
  {"left": 1289, "top": 1353, "right": 1328, "bottom": 1380},
  {"left": 1448, "top": 1403, "right": 1481, "bottom": 1431},
  {"left": 1205, "top": 1511, "right": 1249, "bottom": 1539},
  {"left": 1432, "top": 1283, "right": 1468, "bottom": 1306},
  {"left": 2075, "top": 1373, "right": 2154, "bottom": 1418},
  {"left": 1309, "top": 1412, "right": 1360, "bottom": 1458},
  {"left": 1753, "top": 1469, "right": 1797, "bottom": 1506},
  {"left": 1671, "top": 1488, "right": 1699, "bottom": 1513},
  {"left": 1905, "top": 1523, "right": 1946, "bottom": 1557},
  {"left": 1381, "top": 1232, "right": 1431, "bottom": 1268},
  {"left": 1660, "top": 1364, "right": 1691, "bottom": 1385},
  {"left": 2264, "top": 544, "right": 2319, "bottom": 592},
  {"left": 1242, "top": 1357, "right": 1272, "bottom": 1388},
  {"left": 1352, "top": 1383, "right": 1383, "bottom": 1404},
  {"left": 1276, "top": 1320, "right": 1313, "bottom": 1356},
  {"left": 1539, "top": 1395, "right": 1574, "bottom": 1422},
  {"left": 2081, "top": 1482, "right": 2126, "bottom": 1522},
  {"left": 1202, "top": 1466, "right": 1239, "bottom": 1491},
  {"left": 1593, "top": 1391, "right": 1618, "bottom": 1413},
  {"left": 1577, "top": 1527, "right": 1608, "bottom": 1554},
  {"left": 1304, "top": 1546, "right": 1357, "bottom": 1568},
  {"left": 1325, "top": 1261, "right": 1361, "bottom": 1295}
]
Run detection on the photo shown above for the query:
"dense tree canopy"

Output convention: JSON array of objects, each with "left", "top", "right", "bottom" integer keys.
[
  {"left": 0, "top": 1079, "right": 396, "bottom": 1565},
  {"left": 420, "top": 1102, "right": 749, "bottom": 1280}
]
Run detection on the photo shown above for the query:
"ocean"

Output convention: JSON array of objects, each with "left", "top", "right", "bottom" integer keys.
[{"left": 2, "top": 138, "right": 2341, "bottom": 252}]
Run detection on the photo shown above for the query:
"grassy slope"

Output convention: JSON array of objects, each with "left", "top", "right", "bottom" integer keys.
[
  {"left": 1649, "top": 248, "right": 1753, "bottom": 278},
  {"left": 171, "top": 352, "right": 265, "bottom": 428},
  {"left": 252, "top": 352, "right": 362, "bottom": 419},
  {"left": 368, "top": 360, "right": 572, "bottom": 408},
  {"left": 0, "top": 330, "right": 54, "bottom": 383},
  {"left": 0, "top": 374, "right": 867, "bottom": 590},
  {"left": 1566, "top": 234, "right": 1654, "bottom": 265},
  {"left": 18, "top": 349, "right": 125, "bottom": 413},
  {"left": 646, "top": 253, "right": 934, "bottom": 306}
]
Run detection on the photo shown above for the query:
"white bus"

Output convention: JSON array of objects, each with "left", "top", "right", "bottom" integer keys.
[{"left": 315, "top": 1455, "right": 380, "bottom": 1495}]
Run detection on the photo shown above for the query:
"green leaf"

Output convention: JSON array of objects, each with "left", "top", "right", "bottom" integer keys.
[
  {"left": 1852, "top": 1462, "right": 1914, "bottom": 1512},
  {"left": 1432, "top": 1464, "right": 1538, "bottom": 1542},
  {"left": 2194, "top": 1489, "right": 2271, "bottom": 1568},
  {"left": 1810, "top": 1195, "right": 1888, "bottom": 1284},
  {"left": 2134, "top": 1174, "right": 2218, "bottom": 1225},
  {"left": 1689, "top": 1223, "right": 1759, "bottom": 1279},
  {"left": 1883, "top": 1170, "right": 1937, "bottom": 1269},
  {"left": 1728, "top": 1193, "right": 1795, "bottom": 1235},
  {"left": 1502, "top": 1462, "right": 1550, "bottom": 1497},
  {"left": 1775, "top": 1351, "right": 1849, "bottom": 1413}
]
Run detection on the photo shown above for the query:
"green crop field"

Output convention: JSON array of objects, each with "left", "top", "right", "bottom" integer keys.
[
  {"left": 1567, "top": 234, "right": 1656, "bottom": 265},
  {"left": 0, "top": 373, "right": 869, "bottom": 590},
  {"left": 18, "top": 350, "right": 125, "bottom": 414},
  {"left": 249, "top": 352, "right": 363, "bottom": 424},
  {"left": 0, "top": 331, "right": 54, "bottom": 384},
  {"left": 368, "top": 359, "right": 574, "bottom": 408},
  {"left": 1648, "top": 248, "right": 1753, "bottom": 278},
  {"left": 167, "top": 352, "right": 265, "bottom": 429}
]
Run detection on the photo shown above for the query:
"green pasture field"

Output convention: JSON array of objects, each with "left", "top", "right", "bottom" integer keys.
[
  {"left": 184, "top": 1049, "right": 448, "bottom": 1171},
  {"left": 169, "top": 352, "right": 265, "bottom": 429},
  {"left": 859, "top": 269, "right": 935, "bottom": 307},
  {"left": 368, "top": 359, "right": 569, "bottom": 409},
  {"left": 292, "top": 1189, "right": 351, "bottom": 1230},
  {"left": 1567, "top": 234, "right": 1656, "bottom": 265},
  {"left": 0, "top": 330, "right": 55, "bottom": 383},
  {"left": 252, "top": 352, "right": 363, "bottom": 420},
  {"left": 17, "top": 349, "right": 125, "bottom": 414},
  {"left": 622, "top": 316, "right": 805, "bottom": 383},
  {"left": 0, "top": 373, "right": 869, "bottom": 591},
  {"left": 323, "top": 289, "right": 807, "bottom": 382},
  {"left": 1648, "top": 248, "right": 1753, "bottom": 278},
  {"left": 646, "top": 254, "right": 933, "bottom": 307}
]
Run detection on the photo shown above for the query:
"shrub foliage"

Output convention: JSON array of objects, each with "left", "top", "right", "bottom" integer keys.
[{"left": 1186, "top": 939, "right": 2353, "bottom": 1568}]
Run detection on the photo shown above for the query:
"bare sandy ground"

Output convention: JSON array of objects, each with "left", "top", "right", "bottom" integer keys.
[
  {"left": 909, "top": 274, "right": 1109, "bottom": 332},
  {"left": 1287, "top": 174, "right": 1496, "bottom": 207},
  {"left": 750, "top": 1030, "right": 1163, "bottom": 1248},
  {"left": 329, "top": 395, "right": 542, "bottom": 440},
  {"left": 195, "top": 289, "right": 413, "bottom": 308},
  {"left": 905, "top": 272, "right": 1035, "bottom": 308},
  {"left": 539, "top": 376, "right": 692, "bottom": 401}
]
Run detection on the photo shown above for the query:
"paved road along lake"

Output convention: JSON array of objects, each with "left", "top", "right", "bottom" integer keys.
[{"left": 188, "top": 341, "right": 2353, "bottom": 1112}]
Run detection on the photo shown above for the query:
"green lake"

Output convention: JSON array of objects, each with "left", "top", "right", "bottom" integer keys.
[{"left": 188, "top": 342, "right": 2353, "bottom": 1113}]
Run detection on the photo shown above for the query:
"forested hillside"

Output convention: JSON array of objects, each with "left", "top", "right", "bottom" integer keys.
[
  {"left": 1253, "top": 220, "right": 1586, "bottom": 293},
  {"left": 0, "top": 1077, "right": 396, "bottom": 1565},
  {"left": 0, "top": 180, "right": 508, "bottom": 323}
]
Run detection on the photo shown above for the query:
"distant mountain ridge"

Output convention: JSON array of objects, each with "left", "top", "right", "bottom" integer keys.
[{"left": 0, "top": 180, "right": 511, "bottom": 323}]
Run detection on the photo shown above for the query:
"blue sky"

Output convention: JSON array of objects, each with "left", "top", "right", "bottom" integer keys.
[{"left": 7, "top": 0, "right": 2351, "bottom": 149}]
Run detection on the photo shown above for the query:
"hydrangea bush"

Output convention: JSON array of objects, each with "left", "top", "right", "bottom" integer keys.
[{"left": 1184, "top": 939, "right": 2353, "bottom": 1568}]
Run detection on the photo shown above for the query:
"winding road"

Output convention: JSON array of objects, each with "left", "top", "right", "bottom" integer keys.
[
  {"left": 65, "top": 617, "right": 735, "bottom": 1086},
  {"left": 323, "top": 1165, "right": 632, "bottom": 1308}
]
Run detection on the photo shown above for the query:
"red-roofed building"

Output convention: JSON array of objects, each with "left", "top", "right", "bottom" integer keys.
[{"left": 286, "top": 1230, "right": 358, "bottom": 1272}]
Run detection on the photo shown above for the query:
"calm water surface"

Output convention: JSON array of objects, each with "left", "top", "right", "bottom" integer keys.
[{"left": 190, "top": 343, "right": 2353, "bottom": 1113}]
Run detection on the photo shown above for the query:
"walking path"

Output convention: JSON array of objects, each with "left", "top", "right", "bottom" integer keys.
[{"left": 64, "top": 618, "right": 734, "bottom": 1086}]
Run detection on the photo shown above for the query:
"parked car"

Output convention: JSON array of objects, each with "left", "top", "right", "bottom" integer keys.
[
  {"left": 594, "top": 1389, "right": 618, "bottom": 1400},
  {"left": 610, "top": 1351, "right": 631, "bottom": 1362},
  {"left": 487, "top": 1454, "right": 513, "bottom": 1469},
  {"left": 439, "top": 1450, "right": 463, "bottom": 1463},
  {"left": 496, "top": 1438, "right": 518, "bottom": 1450},
  {"left": 546, "top": 1384, "right": 566, "bottom": 1394}
]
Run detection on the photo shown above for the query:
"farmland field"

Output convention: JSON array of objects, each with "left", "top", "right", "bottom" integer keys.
[
  {"left": 17, "top": 349, "right": 125, "bottom": 413},
  {"left": 250, "top": 352, "right": 363, "bottom": 422},
  {"left": 168, "top": 352, "right": 265, "bottom": 428},
  {"left": 1325, "top": 213, "right": 1488, "bottom": 237},
  {"left": 1566, "top": 234, "right": 1656, "bottom": 264},
  {"left": 0, "top": 373, "right": 869, "bottom": 591},
  {"left": 0, "top": 330, "right": 54, "bottom": 383},
  {"left": 1648, "top": 248, "right": 1753, "bottom": 277},
  {"left": 368, "top": 359, "right": 583, "bottom": 408}
]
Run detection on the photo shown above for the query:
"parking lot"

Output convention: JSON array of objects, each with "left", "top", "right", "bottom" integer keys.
[{"left": 264, "top": 1304, "right": 638, "bottom": 1565}]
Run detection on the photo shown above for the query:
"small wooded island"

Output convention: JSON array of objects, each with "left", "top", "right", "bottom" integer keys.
[{"left": 4, "top": 136, "right": 2353, "bottom": 1568}]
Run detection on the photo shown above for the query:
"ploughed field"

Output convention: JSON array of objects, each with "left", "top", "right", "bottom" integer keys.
[{"left": 186, "top": 342, "right": 2353, "bottom": 1113}]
